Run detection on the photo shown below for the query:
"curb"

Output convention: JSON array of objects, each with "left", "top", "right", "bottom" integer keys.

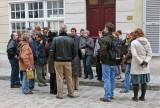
[{"left": 0, "top": 76, "right": 159, "bottom": 91}]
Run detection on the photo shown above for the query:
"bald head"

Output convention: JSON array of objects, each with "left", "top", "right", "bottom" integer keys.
[{"left": 59, "top": 24, "right": 67, "bottom": 33}]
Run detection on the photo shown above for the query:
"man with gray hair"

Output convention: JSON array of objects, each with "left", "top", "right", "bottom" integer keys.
[
  {"left": 50, "top": 24, "right": 77, "bottom": 99},
  {"left": 29, "top": 29, "right": 38, "bottom": 91}
]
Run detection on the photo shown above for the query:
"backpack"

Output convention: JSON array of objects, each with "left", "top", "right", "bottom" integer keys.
[{"left": 108, "top": 36, "right": 122, "bottom": 60}]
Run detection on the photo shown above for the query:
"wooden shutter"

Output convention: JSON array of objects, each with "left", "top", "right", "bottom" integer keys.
[{"left": 143, "top": 0, "right": 160, "bottom": 56}]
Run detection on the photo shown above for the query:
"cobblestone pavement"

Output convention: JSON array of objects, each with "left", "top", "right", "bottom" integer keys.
[{"left": 0, "top": 80, "right": 159, "bottom": 108}]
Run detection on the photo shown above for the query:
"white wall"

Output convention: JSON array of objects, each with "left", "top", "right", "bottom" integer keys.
[
  {"left": 65, "top": 0, "right": 86, "bottom": 34},
  {"left": 116, "top": 0, "right": 135, "bottom": 37}
]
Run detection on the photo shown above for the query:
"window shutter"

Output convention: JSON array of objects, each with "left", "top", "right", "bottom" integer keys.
[{"left": 143, "top": 0, "right": 160, "bottom": 56}]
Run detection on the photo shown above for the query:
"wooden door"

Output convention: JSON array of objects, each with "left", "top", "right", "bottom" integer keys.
[
  {"left": 86, "top": 0, "right": 116, "bottom": 64},
  {"left": 86, "top": 0, "right": 116, "bottom": 37}
]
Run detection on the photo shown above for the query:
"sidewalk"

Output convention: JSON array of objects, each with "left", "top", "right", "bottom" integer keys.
[{"left": 0, "top": 67, "right": 160, "bottom": 91}]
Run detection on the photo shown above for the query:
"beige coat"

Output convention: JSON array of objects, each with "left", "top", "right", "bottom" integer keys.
[{"left": 130, "top": 37, "right": 152, "bottom": 75}]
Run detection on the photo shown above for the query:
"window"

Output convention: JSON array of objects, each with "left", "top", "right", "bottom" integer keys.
[
  {"left": 11, "top": 3, "right": 25, "bottom": 19},
  {"left": 48, "top": 21, "right": 64, "bottom": 34},
  {"left": 11, "top": 22, "right": 26, "bottom": 34},
  {"left": 9, "top": 0, "right": 64, "bottom": 35},
  {"left": 28, "top": 2, "right": 44, "bottom": 18},
  {"left": 47, "top": 0, "right": 64, "bottom": 17}
]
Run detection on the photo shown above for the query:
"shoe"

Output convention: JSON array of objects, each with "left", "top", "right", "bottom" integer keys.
[
  {"left": 120, "top": 90, "right": 129, "bottom": 93},
  {"left": 11, "top": 85, "right": 20, "bottom": 88},
  {"left": 110, "top": 97, "right": 114, "bottom": 99},
  {"left": 98, "top": 79, "right": 104, "bottom": 82},
  {"left": 139, "top": 96, "right": 145, "bottom": 101},
  {"left": 75, "top": 88, "right": 79, "bottom": 90},
  {"left": 95, "top": 75, "right": 98, "bottom": 77},
  {"left": 100, "top": 98, "right": 111, "bottom": 102},
  {"left": 27, "top": 91, "right": 33, "bottom": 94},
  {"left": 132, "top": 97, "right": 138, "bottom": 102},
  {"left": 84, "top": 77, "right": 88, "bottom": 79},
  {"left": 44, "top": 83, "right": 48, "bottom": 86},
  {"left": 117, "top": 76, "right": 122, "bottom": 80},
  {"left": 68, "top": 94, "right": 74, "bottom": 98},
  {"left": 89, "top": 77, "right": 93, "bottom": 80},
  {"left": 56, "top": 95, "right": 63, "bottom": 99},
  {"left": 121, "top": 80, "right": 125, "bottom": 82}
]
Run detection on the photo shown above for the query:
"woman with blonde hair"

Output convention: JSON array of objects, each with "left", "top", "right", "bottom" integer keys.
[{"left": 130, "top": 28, "right": 152, "bottom": 101}]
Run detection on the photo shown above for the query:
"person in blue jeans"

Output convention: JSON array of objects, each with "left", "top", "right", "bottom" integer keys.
[
  {"left": 100, "top": 22, "right": 116, "bottom": 102},
  {"left": 7, "top": 32, "right": 21, "bottom": 88},
  {"left": 18, "top": 33, "right": 35, "bottom": 94},
  {"left": 120, "top": 32, "right": 135, "bottom": 93},
  {"left": 80, "top": 30, "right": 94, "bottom": 80},
  {"left": 29, "top": 29, "right": 38, "bottom": 90}
]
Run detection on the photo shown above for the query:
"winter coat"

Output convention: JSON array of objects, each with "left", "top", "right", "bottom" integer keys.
[
  {"left": 18, "top": 41, "right": 35, "bottom": 71},
  {"left": 45, "top": 42, "right": 56, "bottom": 73},
  {"left": 100, "top": 32, "right": 116, "bottom": 66},
  {"left": 29, "top": 38, "right": 37, "bottom": 62},
  {"left": 36, "top": 41, "right": 47, "bottom": 66},
  {"left": 50, "top": 33, "right": 77, "bottom": 62},
  {"left": 6, "top": 39, "right": 19, "bottom": 59},
  {"left": 131, "top": 37, "right": 152, "bottom": 75},
  {"left": 80, "top": 37, "right": 94, "bottom": 56},
  {"left": 70, "top": 34, "right": 81, "bottom": 76}
]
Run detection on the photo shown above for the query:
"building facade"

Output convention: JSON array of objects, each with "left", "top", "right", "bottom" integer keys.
[{"left": 0, "top": 0, "right": 159, "bottom": 75}]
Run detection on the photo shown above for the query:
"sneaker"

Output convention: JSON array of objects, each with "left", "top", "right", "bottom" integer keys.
[{"left": 120, "top": 90, "right": 129, "bottom": 93}]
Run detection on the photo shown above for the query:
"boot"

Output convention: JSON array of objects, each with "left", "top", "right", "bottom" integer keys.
[
  {"left": 139, "top": 84, "right": 147, "bottom": 101},
  {"left": 132, "top": 84, "right": 139, "bottom": 102}
]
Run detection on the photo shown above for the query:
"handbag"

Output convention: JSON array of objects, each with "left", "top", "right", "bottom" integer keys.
[{"left": 26, "top": 69, "right": 34, "bottom": 79}]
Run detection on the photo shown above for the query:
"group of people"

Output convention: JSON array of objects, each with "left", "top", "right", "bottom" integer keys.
[
  {"left": 95, "top": 23, "right": 152, "bottom": 102},
  {"left": 6, "top": 22, "right": 152, "bottom": 102}
]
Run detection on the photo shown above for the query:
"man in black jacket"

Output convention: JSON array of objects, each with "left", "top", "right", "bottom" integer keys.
[
  {"left": 50, "top": 24, "right": 76, "bottom": 99},
  {"left": 6, "top": 32, "right": 21, "bottom": 88}
]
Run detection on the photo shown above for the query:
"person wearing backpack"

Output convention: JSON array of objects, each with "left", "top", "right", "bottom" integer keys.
[{"left": 100, "top": 22, "right": 117, "bottom": 102}]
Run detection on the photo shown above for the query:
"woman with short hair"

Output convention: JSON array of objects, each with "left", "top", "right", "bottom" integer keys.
[
  {"left": 130, "top": 28, "right": 152, "bottom": 101},
  {"left": 80, "top": 30, "right": 94, "bottom": 80}
]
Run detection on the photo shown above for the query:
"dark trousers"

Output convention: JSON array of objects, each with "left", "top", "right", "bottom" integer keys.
[
  {"left": 96, "top": 55, "right": 102, "bottom": 80},
  {"left": 20, "top": 71, "right": 23, "bottom": 81},
  {"left": 9, "top": 58, "right": 20, "bottom": 87},
  {"left": 50, "top": 73, "right": 57, "bottom": 94}
]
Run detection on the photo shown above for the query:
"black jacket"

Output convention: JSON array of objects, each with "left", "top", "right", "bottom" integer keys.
[
  {"left": 50, "top": 33, "right": 77, "bottom": 62},
  {"left": 36, "top": 41, "right": 47, "bottom": 66},
  {"left": 6, "top": 39, "right": 19, "bottom": 59}
]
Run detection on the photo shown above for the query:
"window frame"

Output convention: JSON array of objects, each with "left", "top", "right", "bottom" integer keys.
[{"left": 8, "top": 0, "right": 65, "bottom": 35}]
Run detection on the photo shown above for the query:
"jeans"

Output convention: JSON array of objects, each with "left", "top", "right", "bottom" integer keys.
[
  {"left": 122, "top": 64, "right": 131, "bottom": 92},
  {"left": 29, "top": 69, "right": 35, "bottom": 89},
  {"left": 102, "top": 64, "right": 116, "bottom": 100},
  {"left": 83, "top": 55, "right": 93, "bottom": 78},
  {"left": 9, "top": 58, "right": 20, "bottom": 87},
  {"left": 22, "top": 71, "right": 29, "bottom": 94}
]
